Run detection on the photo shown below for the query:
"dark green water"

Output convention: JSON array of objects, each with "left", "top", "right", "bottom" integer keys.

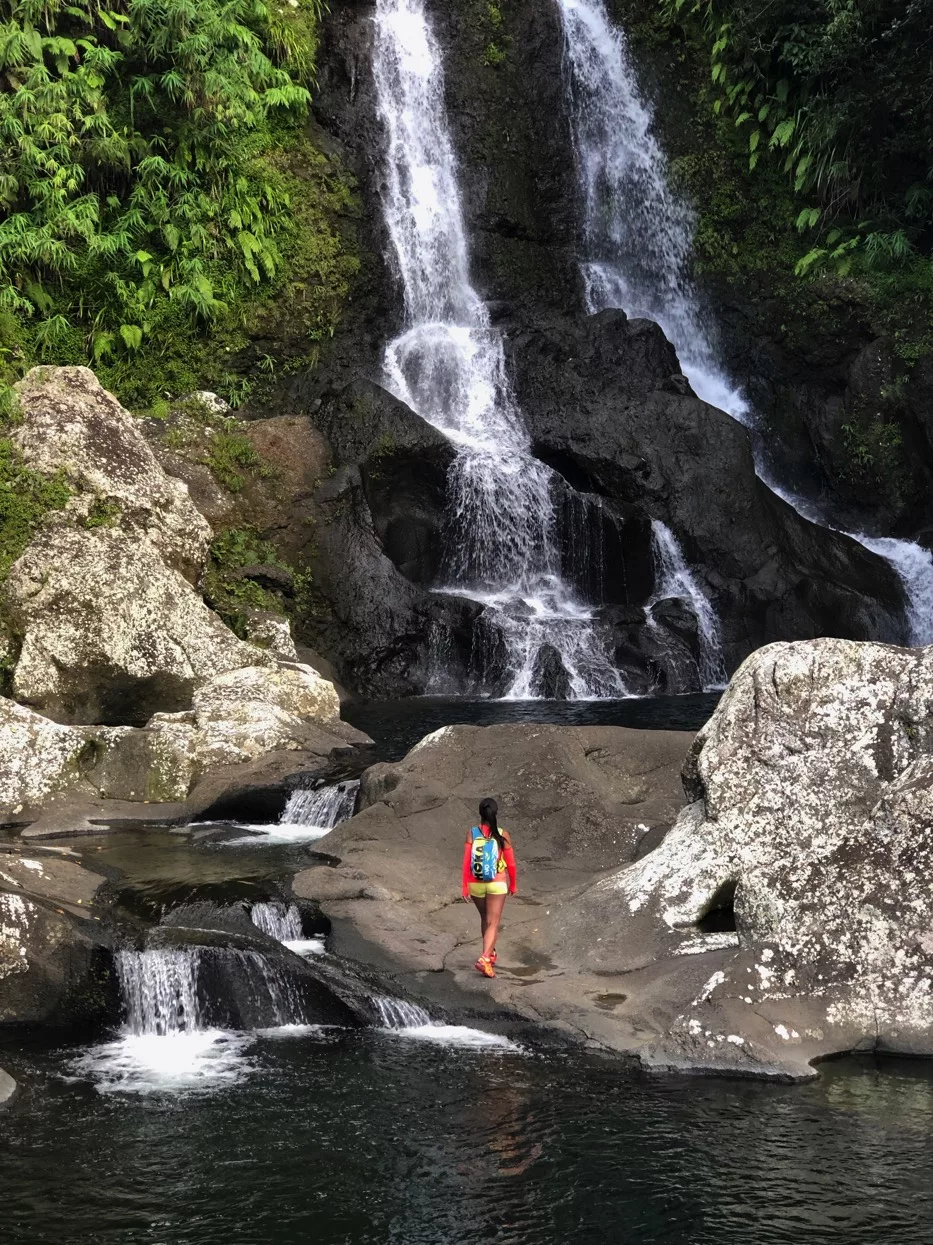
[
  {"left": 3, "top": 1033, "right": 933, "bottom": 1245},
  {"left": 342, "top": 694, "right": 720, "bottom": 762}
]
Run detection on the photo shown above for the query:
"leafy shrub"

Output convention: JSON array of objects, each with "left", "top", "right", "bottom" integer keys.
[
  {"left": 202, "top": 525, "right": 292, "bottom": 633},
  {"left": 660, "top": 0, "right": 933, "bottom": 274},
  {"left": 0, "top": 0, "right": 327, "bottom": 392}
]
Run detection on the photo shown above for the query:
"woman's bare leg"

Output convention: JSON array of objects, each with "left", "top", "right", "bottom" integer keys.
[
  {"left": 471, "top": 895, "right": 487, "bottom": 951},
  {"left": 482, "top": 893, "right": 507, "bottom": 959}
]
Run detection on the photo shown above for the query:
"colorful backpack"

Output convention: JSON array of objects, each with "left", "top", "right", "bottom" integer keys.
[{"left": 469, "top": 826, "right": 501, "bottom": 882}]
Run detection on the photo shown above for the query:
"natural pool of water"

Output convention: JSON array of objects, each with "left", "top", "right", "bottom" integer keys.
[
  {"left": 2, "top": 1034, "right": 933, "bottom": 1244},
  {"left": 342, "top": 693, "right": 720, "bottom": 763}
]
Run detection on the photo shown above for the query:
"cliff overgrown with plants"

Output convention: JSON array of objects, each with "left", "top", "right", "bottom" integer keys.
[
  {"left": 628, "top": 0, "right": 933, "bottom": 360},
  {"left": 0, "top": 0, "right": 359, "bottom": 409}
]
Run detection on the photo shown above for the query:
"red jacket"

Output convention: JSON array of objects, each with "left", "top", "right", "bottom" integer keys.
[{"left": 462, "top": 825, "right": 517, "bottom": 897}]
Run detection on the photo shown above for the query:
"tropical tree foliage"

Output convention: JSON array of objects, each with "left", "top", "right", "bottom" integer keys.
[
  {"left": 660, "top": 0, "right": 933, "bottom": 273},
  {"left": 0, "top": 0, "right": 324, "bottom": 369}
]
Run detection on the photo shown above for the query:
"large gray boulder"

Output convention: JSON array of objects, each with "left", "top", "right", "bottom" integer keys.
[
  {"left": 14, "top": 366, "right": 211, "bottom": 581},
  {"left": 0, "top": 658, "right": 360, "bottom": 814},
  {"left": 559, "top": 637, "right": 933, "bottom": 1076},
  {"left": 0, "top": 1066, "right": 15, "bottom": 1106},
  {"left": 0, "top": 698, "right": 89, "bottom": 809},
  {"left": 4, "top": 526, "right": 264, "bottom": 724}
]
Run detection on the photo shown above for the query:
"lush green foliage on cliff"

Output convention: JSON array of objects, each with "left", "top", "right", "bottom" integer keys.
[
  {"left": 0, "top": 0, "right": 356, "bottom": 406},
  {"left": 661, "top": 1, "right": 933, "bottom": 276}
]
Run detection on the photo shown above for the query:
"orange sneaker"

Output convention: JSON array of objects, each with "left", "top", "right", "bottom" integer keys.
[
  {"left": 490, "top": 948, "right": 497, "bottom": 964},
  {"left": 474, "top": 955, "right": 496, "bottom": 978}
]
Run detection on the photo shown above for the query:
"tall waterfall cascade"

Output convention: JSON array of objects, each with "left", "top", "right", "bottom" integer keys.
[
  {"left": 373, "top": 0, "right": 628, "bottom": 698},
  {"left": 557, "top": 0, "right": 933, "bottom": 647}
]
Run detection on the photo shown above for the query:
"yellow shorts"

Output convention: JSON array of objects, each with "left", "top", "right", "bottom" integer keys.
[{"left": 468, "top": 880, "right": 509, "bottom": 898}]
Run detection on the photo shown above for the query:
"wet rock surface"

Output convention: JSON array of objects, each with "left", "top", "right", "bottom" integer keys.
[
  {"left": 0, "top": 847, "right": 118, "bottom": 1028},
  {"left": 289, "top": 642, "right": 933, "bottom": 1077}
]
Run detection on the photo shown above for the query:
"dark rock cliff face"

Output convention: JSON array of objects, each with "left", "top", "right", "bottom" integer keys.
[{"left": 252, "top": 0, "right": 909, "bottom": 697}]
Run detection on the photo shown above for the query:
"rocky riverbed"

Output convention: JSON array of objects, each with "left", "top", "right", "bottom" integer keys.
[{"left": 7, "top": 624, "right": 933, "bottom": 1085}]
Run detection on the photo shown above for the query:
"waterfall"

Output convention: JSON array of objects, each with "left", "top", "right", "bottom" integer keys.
[
  {"left": 226, "top": 780, "right": 359, "bottom": 846},
  {"left": 251, "top": 902, "right": 303, "bottom": 943},
  {"left": 556, "top": 0, "right": 933, "bottom": 647},
  {"left": 556, "top": 0, "right": 747, "bottom": 420},
  {"left": 370, "top": 994, "right": 519, "bottom": 1048},
  {"left": 373, "top": 0, "right": 628, "bottom": 699},
  {"left": 649, "top": 521, "right": 727, "bottom": 690},
  {"left": 281, "top": 781, "right": 359, "bottom": 832},
  {"left": 251, "top": 900, "right": 326, "bottom": 957},
  {"left": 118, "top": 949, "right": 203, "bottom": 1037},
  {"left": 117, "top": 948, "right": 308, "bottom": 1033},
  {"left": 371, "top": 996, "right": 432, "bottom": 1029}
]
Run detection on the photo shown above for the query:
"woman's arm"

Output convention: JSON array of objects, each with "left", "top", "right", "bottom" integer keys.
[
  {"left": 502, "top": 831, "right": 518, "bottom": 896},
  {"left": 461, "top": 838, "right": 473, "bottom": 899}
]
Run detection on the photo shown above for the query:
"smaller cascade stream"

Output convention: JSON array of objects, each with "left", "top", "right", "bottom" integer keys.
[
  {"left": 557, "top": 0, "right": 933, "bottom": 647},
  {"left": 373, "top": 0, "right": 628, "bottom": 699},
  {"left": 281, "top": 782, "right": 359, "bottom": 833},
  {"left": 72, "top": 948, "right": 315, "bottom": 1093},
  {"left": 227, "top": 780, "right": 359, "bottom": 846},
  {"left": 371, "top": 995, "right": 519, "bottom": 1049},
  {"left": 251, "top": 900, "right": 326, "bottom": 958},
  {"left": 251, "top": 901, "right": 303, "bottom": 943},
  {"left": 648, "top": 521, "right": 727, "bottom": 690}
]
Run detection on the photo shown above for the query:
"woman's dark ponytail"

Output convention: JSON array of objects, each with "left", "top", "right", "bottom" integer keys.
[{"left": 479, "top": 797, "right": 504, "bottom": 853}]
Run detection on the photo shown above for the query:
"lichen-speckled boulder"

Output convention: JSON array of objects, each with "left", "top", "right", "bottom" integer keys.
[
  {"left": 14, "top": 366, "right": 211, "bottom": 581},
  {"left": 89, "top": 662, "right": 350, "bottom": 797},
  {"left": 4, "top": 526, "right": 265, "bottom": 724},
  {"left": 557, "top": 638, "right": 933, "bottom": 1077},
  {"left": 0, "top": 698, "right": 89, "bottom": 810}
]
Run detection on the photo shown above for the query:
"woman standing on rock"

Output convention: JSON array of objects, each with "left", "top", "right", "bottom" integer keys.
[{"left": 462, "top": 797, "right": 518, "bottom": 978}]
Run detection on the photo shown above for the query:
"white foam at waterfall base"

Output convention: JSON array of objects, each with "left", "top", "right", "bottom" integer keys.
[
  {"left": 373, "top": 0, "right": 629, "bottom": 699},
  {"left": 371, "top": 995, "right": 521, "bottom": 1050},
  {"left": 70, "top": 948, "right": 327, "bottom": 1095},
  {"left": 224, "top": 780, "right": 359, "bottom": 846},
  {"left": 71, "top": 950, "right": 256, "bottom": 1094},
  {"left": 558, "top": 0, "right": 933, "bottom": 648}
]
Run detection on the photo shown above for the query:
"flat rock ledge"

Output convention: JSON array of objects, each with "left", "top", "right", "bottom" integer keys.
[{"left": 293, "top": 639, "right": 933, "bottom": 1080}]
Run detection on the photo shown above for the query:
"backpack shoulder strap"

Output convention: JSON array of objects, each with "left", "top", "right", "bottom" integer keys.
[{"left": 469, "top": 826, "right": 482, "bottom": 840}]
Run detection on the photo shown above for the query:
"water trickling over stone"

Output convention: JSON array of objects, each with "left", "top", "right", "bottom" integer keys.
[
  {"left": 373, "top": 0, "right": 627, "bottom": 699},
  {"left": 649, "top": 521, "right": 727, "bottom": 691},
  {"left": 281, "top": 781, "right": 359, "bottom": 832},
  {"left": 251, "top": 902, "right": 304, "bottom": 944}
]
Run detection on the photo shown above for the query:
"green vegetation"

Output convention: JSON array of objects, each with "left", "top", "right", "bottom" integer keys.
[
  {"left": 205, "top": 424, "right": 268, "bottom": 493},
  {"left": 160, "top": 396, "right": 273, "bottom": 492},
  {"left": 0, "top": 0, "right": 359, "bottom": 408},
  {"left": 202, "top": 524, "right": 309, "bottom": 635},
  {"left": 659, "top": 1, "right": 933, "bottom": 279},
  {"left": 483, "top": 2, "right": 510, "bottom": 67},
  {"left": 82, "top": 496, "right": 121, "bottom": 528},
  {"left": 0, "top": 398, "right": 70, "bottom": 580}
]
